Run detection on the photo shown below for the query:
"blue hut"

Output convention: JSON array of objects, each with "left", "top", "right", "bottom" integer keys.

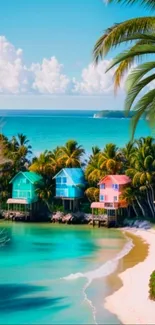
[
  {"left": 7, "top": 171, "right": 43, "bottom": 220},
  {"left": 53, "top": 168, "right": 85, "bottom": 211}
]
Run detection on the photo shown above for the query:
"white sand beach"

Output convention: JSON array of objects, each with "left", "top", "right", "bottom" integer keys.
[{"left": 105, "top": 229, "right": 155, "bottom": 325}]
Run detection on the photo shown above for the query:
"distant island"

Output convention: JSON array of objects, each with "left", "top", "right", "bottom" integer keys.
[{"left": 93, "top": 110, "right": 135, "bottom": 118}]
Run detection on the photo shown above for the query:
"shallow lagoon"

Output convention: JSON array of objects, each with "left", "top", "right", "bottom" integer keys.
[{"left": 0, "top": 222, "right": 129, "bottom": 324}]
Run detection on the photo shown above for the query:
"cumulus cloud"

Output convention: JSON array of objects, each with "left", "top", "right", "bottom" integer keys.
[
  {"left": 31, "top": 57, "right": 70, "bottom": 94},
  {"left": 72, "top": 60, "right": 117, "bottom": 95},
  {"left": 0, "top": 36, "right": 124, "bottom": 96},
  {"left": 0, "top": 36, "right": 70, "bottom": 95},
  {"left": 0, "top": 36, "right": 30, "bottom": 94}
]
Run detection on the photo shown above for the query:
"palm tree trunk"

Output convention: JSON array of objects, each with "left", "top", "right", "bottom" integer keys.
[
  {"left": 135, "top": 196, "right": 145, "bottom": 217},
  {"left": 149, "top": 185, "right": 155, "bottom": 212},
  {"left": 133, "top": 202, "right": 139, "bottom": 217},
  {"left": 146, "top": 189, "right": 154, "bottom": 218}
]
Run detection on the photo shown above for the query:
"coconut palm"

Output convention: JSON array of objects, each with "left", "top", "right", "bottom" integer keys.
[
  {"left": 36, "top": 180, "right": 53, "bottom": 212},
  {"left": 99, "top": 143, "right": 123, "bottom": 174},
  {"left": 0, "top": 135, "right": 12, "bottom": 166},
  {"left": 85, "top": 154, "right": 105, "bottom": 184},
  {"left": 48, "top": 147, "right": 64, "bottom": 174},
  {"left": 9, "top": 134, "right": 32, "bottom": 170},
  {"left": 121, "top": 141, "right": 136, "bottom": 169},
  {"left": 94, "top": 0, "right": 155, "bottom": 136},
  {"left": 106, "top": 0, "right": 155, "bottom": 9},
  {"left": 126, "top": 142, "right": 155, "bottom": 217},
  {"left": 59, "top": 140, "right": 85, "bottom": 167},
  {"left": 121, "top": 186, "right": 139, "bottom": 217},
  {"left": 85, "top": 187, "right": 99, "bottom": 202},
  {"left": 29, "top": 151, "right": 51, "bottom": 176}
]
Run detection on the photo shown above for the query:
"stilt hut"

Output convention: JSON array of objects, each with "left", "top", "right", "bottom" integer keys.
[
  {"left": 53, "top": 168, "right": 85, "bottom": 212},
  {"left": 7, "top": 171, "right": 43, "bottom": 220},
  {"left": 91, "top": 175, "right": 131, "bottom": 227}
]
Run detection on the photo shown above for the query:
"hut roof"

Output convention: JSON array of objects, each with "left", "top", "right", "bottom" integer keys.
[
  {"left": 53, "top": 168, "right": 85, "bottom": 185},
  {"left": 10, "top": 171, "right": 43, "bottom": 184},
  {"left": 99, "top": 175, "right": 131, "bottom": 185}
]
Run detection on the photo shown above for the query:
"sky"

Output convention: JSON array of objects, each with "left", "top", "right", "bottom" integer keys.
[{"left": 0, "top": 0, "right": 151, "bottom": 110}]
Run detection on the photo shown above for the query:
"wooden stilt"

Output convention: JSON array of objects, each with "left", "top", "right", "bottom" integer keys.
[{"left": 70, "top": 200, "right": 72, "bottom": 211}]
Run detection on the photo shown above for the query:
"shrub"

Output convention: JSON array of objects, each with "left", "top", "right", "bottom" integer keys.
[{"left": 149, "top": 271, "right": 155, "bottom": 300}]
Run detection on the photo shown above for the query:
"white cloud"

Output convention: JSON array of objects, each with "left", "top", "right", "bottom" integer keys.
[
  {"left": 72, "top": 60, "right": 117, "bottom": 95},
  {"left": 0, "top": 36, "right": 124, "bottom": 96},
  {"left": 31, "top": 57, "right": 70, "bottom": 94},
  {"left": 0, "top": 36, "right": 30, "bottom": 94}
]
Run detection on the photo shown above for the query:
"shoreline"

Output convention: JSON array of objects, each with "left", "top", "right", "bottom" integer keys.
[{"left": 104, "top": 228, "right": 155, "bottom": 325}]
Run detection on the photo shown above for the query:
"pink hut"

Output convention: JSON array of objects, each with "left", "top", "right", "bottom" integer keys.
[{"left": 91, "top": 175, "right": 131, "bottom": 225}]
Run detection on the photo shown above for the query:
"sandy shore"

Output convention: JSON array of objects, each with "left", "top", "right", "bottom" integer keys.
[{"left": 104, "top": 228, "right": 155, "bottom": 325}]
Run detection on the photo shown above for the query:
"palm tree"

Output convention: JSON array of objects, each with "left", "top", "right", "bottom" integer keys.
[
  {"left": 121, "top": 141, "right": 136, "bottom": 169},
  {"left": 85, "top": 187, "right": 99, "bottom": 202},
  {"left": 59, "top": 140, "right": 85, "bottom": 167},
  {"left": 48, "top": 147, "right": 64, "bottom": 174},
  {"left": 0, "top": 135, "right": 12, "bottom": 166},
  {"left": 100, "top": 143, "right": 123, "bottom": 174},
  {"left": 36, "top": 180, "right": 53, "bottom": 212},
  {"left": 106, "top": 0, "right": 155, "bottom": 9},
  {"left": 126, "top": 142, "right": 155, "bottom": 217},
  {"left": 93, "top": 1, "right": 155, "bottom": 136},
  {"left": 29, "top": 151, "right": 51, "bottom": 176},
  {"left": 85, "top": 154, "right": 105, "bottom": 184},
  {"left": 121, "top": 186, "right": 139, "bottom": 217},
  {"left": 9, "top": 134, "right": 32, "bottom": 171}
]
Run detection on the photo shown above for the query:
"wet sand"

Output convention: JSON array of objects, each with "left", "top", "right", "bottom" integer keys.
[{"left": 104, "top": 229, "right": 155, "bottom": 325}]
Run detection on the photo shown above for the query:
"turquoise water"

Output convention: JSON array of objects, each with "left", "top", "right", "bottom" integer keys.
[
  {"left": 0, "top": 110, "right": 151, "bottom": 156},
  {"left": 0, "top": 222, "right": 130, "bottom": 325}
]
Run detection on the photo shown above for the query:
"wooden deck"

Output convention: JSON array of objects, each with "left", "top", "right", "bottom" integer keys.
[{"left": 91, "top": 214, "right": 117, "bottom": 228}]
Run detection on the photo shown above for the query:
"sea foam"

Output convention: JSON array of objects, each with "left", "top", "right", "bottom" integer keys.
[
  {"left": 63, "top": 236, "right": 134, "bottom": 283},
  {"left": 62, "top": 236, "right": 134, "bottom": 325}
]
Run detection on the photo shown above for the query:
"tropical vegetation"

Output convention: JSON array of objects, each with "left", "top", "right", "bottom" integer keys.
[
  {"left": 149, "top": 270, "right": 155, "bottom": 300},
  {"left": 94, "top": 0, "right": 155, "bottom": 136},
  {"left": 0, "top": 133, "right": 155, "bottom": 219}
]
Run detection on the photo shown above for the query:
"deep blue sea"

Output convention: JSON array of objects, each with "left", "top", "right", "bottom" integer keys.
[{"left": 0, "top": 109, "right": 151, "bottom": 156}]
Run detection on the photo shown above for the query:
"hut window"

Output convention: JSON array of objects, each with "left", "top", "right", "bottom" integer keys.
[
  {"left": 100, "top": 184, "right": 105, "bottom": 189},
  {"left": 56, "top": 177, "right": 61, "bottom": 184},
  {"left": 114, "top": 196, "right": 118, "bottom": 202},
  {"left": 62, "top": 177, "right": 67, "bottom": 184},
  {"left": 112, "top": 184, "right": 119, "bottom": 190},
  {"left": 100, "top": 195, "right": 104, "bottom": 201}
]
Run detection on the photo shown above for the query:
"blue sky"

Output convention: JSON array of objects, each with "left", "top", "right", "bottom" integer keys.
[{"left": 0, "top": 0, "right": 150, "bottom": 110}]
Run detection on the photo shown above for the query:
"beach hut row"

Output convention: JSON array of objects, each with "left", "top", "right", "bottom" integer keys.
[{"left": 4, "top": 168, "right": 131, "bottom": 224}]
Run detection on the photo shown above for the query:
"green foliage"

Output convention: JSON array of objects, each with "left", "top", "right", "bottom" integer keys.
[
  {"left": 80, "top": 203, "right": 91, "bottom": 213},
  {"left": 53, "top": 205, "right": 65, "bottom": 213},
  {"left": 149, "top": 271, "right": 155, "bottom": 300},
  {"left": 93, "top": 0, "right": 155, "bottom": 135}
]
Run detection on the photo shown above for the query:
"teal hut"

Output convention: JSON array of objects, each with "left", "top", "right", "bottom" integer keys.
[
  {"left": 7, "top": 171, "right": 43, "bottom": 219},
  {"left": 53, "top": 168, "right": 85, "bottom": 211}
]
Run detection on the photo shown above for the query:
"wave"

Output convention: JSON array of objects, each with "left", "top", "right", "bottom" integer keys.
[
  {"left": 63, "top": 236, "right": 134, "bottom": 283},
  {"left": 62, "top": 236, "right": 134, "bottom": 325}
]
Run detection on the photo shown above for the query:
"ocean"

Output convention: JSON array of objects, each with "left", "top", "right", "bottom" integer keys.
[
  {"left": 0, "top": 109, "right": 150, "bottom": 324},
  {"left": 0, "top": 222, "right": 133, "bottom": 325},
  {"left": 0, "top": 109, "right": 151, "bottom": 156}
]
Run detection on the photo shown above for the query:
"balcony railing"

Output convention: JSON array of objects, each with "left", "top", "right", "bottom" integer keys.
[{"left": 104, "top": 202, "right": 118, "bottom": 208}]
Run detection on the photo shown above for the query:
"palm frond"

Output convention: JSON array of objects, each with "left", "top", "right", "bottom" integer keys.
[
  {"left": 125, "top": 61, "right": 155, "bottom": 92},
  {"left": 125, "top": 73, "right": 155, "bottom": 113},
  {"left": 131, "top": 89, "right": 155, "bottom": 138},
  {"left": 106, "top": 44, "right": 155, "bottom": 72},
  {"left": 94, "top": 17, "right": 155, "bottom": 61},
  {"left": 106, "top": 0, "right": 155, "bottom": 10}
]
